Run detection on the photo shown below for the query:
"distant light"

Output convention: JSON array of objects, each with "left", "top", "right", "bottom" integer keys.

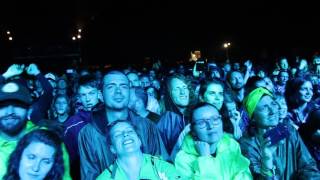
[
  {"left": 8, "top": 37, "right": 13, "bottom": 41},
  {"left": 223, "top": 43, "right": 228, "bottom": 48},
  {"left": 72, "top": 36, "right": 76, "bottom": 40},
  {"left": 227, "top": 42, "right": 231, "bottom": 46},
  {"left": 78, "top": 29, "right": 82, "bottom": 33},
  {"left": 77, "top": 35, "right": 81, "bottom": 39},
  {"left": 6, "top": 31, "right": 11, "bottom": 35}
]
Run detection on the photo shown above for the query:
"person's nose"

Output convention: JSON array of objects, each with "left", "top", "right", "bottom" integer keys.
[
  {"left": 5, "top": 105, "right": 14, "bottom": 115},
  {"left": 32, "top": 160, "right": 41, "bottom": 172},
  {"left": 115, "top": 86, "right": 122, "bottom": 94}
]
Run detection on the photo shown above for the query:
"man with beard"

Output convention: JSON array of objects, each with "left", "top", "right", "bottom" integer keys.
[
  {"left": 0, "top": 81, "right": 71, "bottom": 179},
  {"left": 227, "top": 70, "right": 246, "bottom": 104},
  {"left": 78, "top": 70, "right": 168, "bottom": 180}
]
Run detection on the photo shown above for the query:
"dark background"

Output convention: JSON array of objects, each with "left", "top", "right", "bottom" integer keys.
[{"left": 1, "top": 1, "right": 320, "bottom": 73}]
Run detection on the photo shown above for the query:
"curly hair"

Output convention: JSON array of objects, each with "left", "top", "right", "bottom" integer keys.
[{"left": 3, "top": 129, "right": 64, "bottom": 180}]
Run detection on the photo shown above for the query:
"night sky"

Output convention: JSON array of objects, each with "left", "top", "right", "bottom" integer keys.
[{"left": 1, "top": 1, "right": 320, "bottom": 70}]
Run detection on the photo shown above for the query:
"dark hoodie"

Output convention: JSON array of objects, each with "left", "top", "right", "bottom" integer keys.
[{"left": 157, "top": 76, "right": 193, "bottom": 155}]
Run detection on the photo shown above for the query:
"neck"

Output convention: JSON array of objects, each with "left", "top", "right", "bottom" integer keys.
[
  {"left": 209, "top": 142, "right": 219, "bottom": 155},
  {"left": 136, "top": 109, "right": 149, "bottom": 118},
  {"left": 57, "top": 113, "right": 68, "bottom": 123},
  {"left": 117, "top": 151, "right": 143, "bottom": 180},
  {"left": 106, "top": 108, "right": 129, "bottom": 123},
  {"left": 177, "top": 106, "right": 186, "bottom": 114},
  {"left": 297, "top": 103, "right": 308, "bottom": 113},
  {"left": 0, "top": 129, "right": 26, "bottom": 142}
]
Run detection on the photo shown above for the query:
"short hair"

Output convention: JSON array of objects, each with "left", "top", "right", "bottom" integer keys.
[
  {"left": 199, "top": 79, "right": 224, "bottom": 98},
  {"left": 106, "top": 120, "right": 139, "bottom": 146},
  {"left": 190, "top": 102, "right": 219, "bottom": 130},
  {"left": 78, "top": 74, "right": 100, "bottom": 90},
  {"left": 133, "top": 87, "right": 148, "bottom": 107},
  {"left": 103, "top": 70, "right": 129, "bottom": 85},
  {"left": 4, "top": 129, "right": 64, "bottom": 180}
]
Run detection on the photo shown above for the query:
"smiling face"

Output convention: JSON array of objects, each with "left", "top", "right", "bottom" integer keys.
[
  {"left": 19, "top": 141, "right": 55, "bottom": 180},
  {"left": 298, "top": 81, "right": 313, "bottom": 103},
  {"left": 169, "top": 78, "right": 190, "bottom": 108},
  {"left": 109, "top": 122, "right": 141, "bottom": 156},
  {"left": 103, "top": 73, "right": 130, "bottom": 110},
  {"left": 0, "top": 104, "right": 28, "bottom": 136}
]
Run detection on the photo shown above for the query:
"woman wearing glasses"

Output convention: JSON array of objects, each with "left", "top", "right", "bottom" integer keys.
[{"left": 174, "top": 103, "right": 252, "bottom": 179}]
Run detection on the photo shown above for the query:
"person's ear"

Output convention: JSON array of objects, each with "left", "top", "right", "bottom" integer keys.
[
  {"left": 199, "top": 95, "right": 204, "bottom": 102},
  {"left": 98, "top": 90, "right": 104, "bottom": 102},
  {"left": 110, "top": 145, "right": 116, "bottom": 154}
]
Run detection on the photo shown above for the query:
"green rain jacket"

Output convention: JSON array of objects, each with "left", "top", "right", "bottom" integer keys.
[
  {"left": 96, "top": 154, "right": 181, "bottom": 180},
  {"left": 0, "top": 121, "right": 72, "bottom": 180},
  {"left": 175, "top": 133, "right": 252, "bottom": 180}
]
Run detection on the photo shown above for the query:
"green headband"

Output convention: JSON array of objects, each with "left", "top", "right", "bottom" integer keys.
[{"left": 243, "top": 87, "right": 273, "bottom": 118}]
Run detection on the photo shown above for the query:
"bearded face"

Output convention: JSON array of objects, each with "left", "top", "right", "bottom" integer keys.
[{"left": 0, "top": 105, "right": 28, "bottom": 136}]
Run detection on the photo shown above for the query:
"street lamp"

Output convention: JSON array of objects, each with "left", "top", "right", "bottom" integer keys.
[{"left": 223, "top": 42, "right": 231, "bottom": 60}]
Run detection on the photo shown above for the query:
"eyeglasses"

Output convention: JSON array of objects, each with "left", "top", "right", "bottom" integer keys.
[{"left": 193, "top": 115, "right": 222, "bottom": 129}]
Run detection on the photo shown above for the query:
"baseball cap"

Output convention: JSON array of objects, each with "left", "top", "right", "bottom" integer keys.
[
  {"left": 0, "top": 82, "right": 32, "bottom": 106},
  {"left": 45, "top": 73, "right": 57, "bottom": 81}
]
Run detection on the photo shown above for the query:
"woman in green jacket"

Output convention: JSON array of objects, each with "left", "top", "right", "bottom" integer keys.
[
  {"left": 97, "top": 120, "right": 181, "bottom": 180},
  {"left": 175, "top": 103, "right": 252, "bottom": 179}
]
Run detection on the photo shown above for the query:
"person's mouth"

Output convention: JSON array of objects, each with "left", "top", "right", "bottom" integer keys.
[{"left": 123, "top": 139, "right": 134, "bottom": 145}]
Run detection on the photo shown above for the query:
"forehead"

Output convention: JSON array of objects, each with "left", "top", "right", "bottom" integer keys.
[
  {"left": 24, "top": 141, "right": 55, "bottom": 156},
  {"left": 230, "top": 72, "right": 242, "bottom": 78},
  {"left": 56, "top": 96, "right": 67, "bottom": 102},
  {"left": 206, "top": 83, "right": 223, "bottom": 92},
  {"left": 193, "top": 105, "right": 219, "bottom": 119},
  {"left": 104, "top": 73, "right": 129, "bottom": 84},
  {"left": 110, "top": 122, "right": 134, "bottom": 133},
  {"left": 78, "top": 85, "right": 97, "bottom": 93},
  {"left": 170, "top": 78, "right": 186, "bottom": 87},
  {"left": 301, "top": 81, "right": 312, "bottom": 88},
  {"left": 127, "top": 73, "right": 139, "bottom": 80},
  {"left": 256, "top": 95, "right": 274, "bottom": 107}
]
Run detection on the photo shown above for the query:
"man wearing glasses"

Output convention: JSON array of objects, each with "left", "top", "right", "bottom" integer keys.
[{"left": 174, "top": 102, "right": 252, "bottom": 179}]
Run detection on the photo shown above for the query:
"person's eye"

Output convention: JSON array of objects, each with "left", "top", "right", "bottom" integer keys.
[
  {"left": 42, "top": 159, "right": 52, "bottom": 165},
  {"left": 197, "top": 121, "right": 206, "bottom": 127},
  {"left": 27, "top": 154, "right": 36, "bottom": 160}
]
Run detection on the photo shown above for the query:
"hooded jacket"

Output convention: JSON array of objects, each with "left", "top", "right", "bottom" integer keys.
[
  {"left": 96, "top": 154, "right": 181, "bottom": 180},
  {"left": 175, "top": 133, "right": 252, "bottom": 180},
  {"left": 78, "top": 109, "right": 168, "bottom": 180},
  {"left": 240, "top": 124, "right": 320, "bottom": 180}
]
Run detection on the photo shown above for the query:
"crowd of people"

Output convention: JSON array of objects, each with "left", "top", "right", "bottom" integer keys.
[{"left": 1, "top": 54, "right": 320, "bottom": 179}]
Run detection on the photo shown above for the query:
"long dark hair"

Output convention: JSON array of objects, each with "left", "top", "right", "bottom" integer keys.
[
  {"left": 3, "top": 129, "right": 64, "bottom": 180},
  {"left": 285, "top": 77, "right": 312, "bottom": 110}
]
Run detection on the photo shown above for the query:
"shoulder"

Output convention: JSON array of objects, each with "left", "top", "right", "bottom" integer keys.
[{"left": 96, "top": 169, "right": 111, "bottom": 180}]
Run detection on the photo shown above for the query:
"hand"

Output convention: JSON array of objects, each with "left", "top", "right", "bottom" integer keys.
[
  {"left": 260, "top": 135, "right": 277, "bottom": 169},
  {"left": 3, "top": 64, "right": 25, "bottom": 79},
  {"left": 244, "top": 60, "right": 252, "bottom": 71},
  {"left": 26, "top": 63, "right": 41, "bottom": 76},
  {"left": 229, "top": 110, "right": 241, "bottom": 126},
  {"left": 195, "top": 141, "right": 211, "bottom": 156}
]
